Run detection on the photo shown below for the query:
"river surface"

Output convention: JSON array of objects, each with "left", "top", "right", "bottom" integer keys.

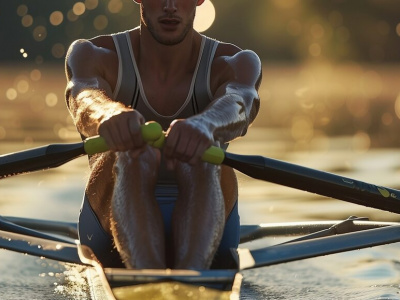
[{"left": 1, "top": 128, "right": 400, "bottom": 300}]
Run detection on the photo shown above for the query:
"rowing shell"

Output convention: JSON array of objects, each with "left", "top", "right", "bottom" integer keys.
[
  {"left": 2, "top": 216, "right": 400, "bottom": 299},
  {"left": 78, "top": 244, "right": 242, "bottom": 300}
]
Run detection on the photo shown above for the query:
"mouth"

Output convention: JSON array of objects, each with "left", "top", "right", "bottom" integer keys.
[{"left": 159, "top": 17, "right": 181, "bottom": 28}]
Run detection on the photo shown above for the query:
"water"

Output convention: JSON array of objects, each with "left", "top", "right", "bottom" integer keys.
[
  {"left": 2, "top": 63, "right": 400, "bottom": 299},
  {"left": 1, "top": 130, "right": 400, "bottom": 300}
]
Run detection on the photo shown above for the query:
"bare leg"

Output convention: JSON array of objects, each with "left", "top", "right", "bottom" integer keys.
[
  {"left": 172, "top": 162, "right": 225, "bottom": 269},
  {"left": 110, "top": 147, "right": 166, "bottom": 269}
]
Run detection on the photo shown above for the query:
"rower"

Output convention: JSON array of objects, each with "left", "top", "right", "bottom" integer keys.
[{"left": 65, "top": 0, "right": 261, "bottom": 269}]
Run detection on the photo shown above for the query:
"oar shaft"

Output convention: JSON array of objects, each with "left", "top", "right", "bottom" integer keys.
[
  {"left": 0, "top": 142, "right": 86, "bottom": 179},
  {"left": 218, "top": 151, "right": 400, "bottom": 214},
  {"left": 0, "top": 122, "right": 163, "bottom": 179},
  {"left": 199, "top": 146, "right": 400, "bottom": 214}
]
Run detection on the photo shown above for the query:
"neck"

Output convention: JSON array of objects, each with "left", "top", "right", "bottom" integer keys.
[{"left": 137, "top": 25, "right": 201, "bottom": 81}]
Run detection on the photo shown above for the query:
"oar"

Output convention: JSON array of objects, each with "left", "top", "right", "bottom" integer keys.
[
  {"left": 2, "top": 121, "right": 400, "bottom": 214},
  {"left": 238, "top": 224, "right": 400, "bottom": 270},
  {"left": 0, "top": 229, "right": 84, "bottom": 265},
  {"left": 201, "top": 148, "right": 400, "bottom": 214},
  {"left": 0, "top": 122, "right": 163, "bottom": 179},
  {"left": 0, "top": 215, "right": 75, "bottom": 244}
]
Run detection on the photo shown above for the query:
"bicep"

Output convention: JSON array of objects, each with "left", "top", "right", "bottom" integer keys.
[
  {"left": 213, "top": 50, "right": 262, "bottom": 100},
  {"left": 65, "top": 40, "right": 113, "bottom": 104}
]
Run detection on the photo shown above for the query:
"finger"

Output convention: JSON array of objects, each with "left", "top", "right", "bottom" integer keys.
[
  {"left": 98, "top": 122, "right": 119, "bottom": 151},
  {"left": 174, "top": 137, "right": 191, "bottom": 161},
  {"left": 164, "top": 130, "right": 179, "bottom": 159},
  {"left": 127, "top": 118, "right": 142, "bottom": 149},
  {"left": 109, "top": 121, "right": 128, "bottom": 151}
]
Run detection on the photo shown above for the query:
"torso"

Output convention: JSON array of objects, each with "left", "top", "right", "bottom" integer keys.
[
  {"left": 87, "top": 29, "right": 240, "bottom": 228},
  {"left": 90, "top": 28, "right": 241, "bottom": 112}
]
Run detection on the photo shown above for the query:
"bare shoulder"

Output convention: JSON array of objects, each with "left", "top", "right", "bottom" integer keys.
[
  {"left": 215, "top": 41, "right": 261, "bottom": 66},
  {"left": 66, "top": 35, "right": 115, "bottom": 61},
  {"left": 65, "top": 35, "right": 118, "bottom": 88},
  {"left": 211, "top": 41, "right": 262, "bottom": 93}
]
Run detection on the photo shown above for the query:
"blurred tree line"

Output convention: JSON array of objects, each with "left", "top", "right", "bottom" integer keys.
[{"left": 1, "top": 0, "right": 399, "bottom": 64}]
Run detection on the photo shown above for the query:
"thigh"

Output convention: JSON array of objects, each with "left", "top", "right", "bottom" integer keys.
[
  {"left": 78, "top": 195, "right": 124, "bottom": 268},
  {"left": 211, "top": 200, "right": 240, "bottom": 269}
]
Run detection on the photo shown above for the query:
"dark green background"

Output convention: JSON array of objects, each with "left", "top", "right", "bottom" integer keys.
[{"left": 1, "top": 0, "right": 400, "bottom": 63}]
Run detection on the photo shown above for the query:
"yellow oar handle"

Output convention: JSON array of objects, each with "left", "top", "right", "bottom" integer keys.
[
  {"left": 201, "top": 146, "right": 225, "bottom": 165},
  {"left": 83, "top": 122, "right": 163, "bottom": 155},
  {"left": 145, "top": 127, "right": 226, "bottom": 165},
  {"left": 83, "top": 121, "right": 226, "bottom": 165}
]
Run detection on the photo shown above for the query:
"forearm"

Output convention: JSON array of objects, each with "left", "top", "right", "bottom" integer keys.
[
  {"left": 191, "top": 91, "right": 260, "bottom": 145},
  {"left": 67, "top": 88, "right": 129, "bottom": 138}
]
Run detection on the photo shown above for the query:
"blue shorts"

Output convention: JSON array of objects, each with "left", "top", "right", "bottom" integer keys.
[{"left": 78, "top": 185, "right": 240, "bottom": 269}]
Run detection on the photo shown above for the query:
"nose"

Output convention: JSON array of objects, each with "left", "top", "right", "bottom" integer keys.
[{"left": 163, "top": 0, "right": 177, "bottom": 14}]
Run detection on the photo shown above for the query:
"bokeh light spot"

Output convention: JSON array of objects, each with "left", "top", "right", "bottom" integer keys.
[
  {"left": 85, "top": 0, "right": 99, "bottom": 10},
  {"left": 30, "top": 69, "right": 42, "bottom": 81},
  {"left": 194, "top": 0, "right": 215, "bottom": 33},
  {"left": 17, "top": 5, "right": 28, "bottom": 16},
  {"left": 6, "top": 88, "right": 18, "bottom": 100},
  {"left": 51, "top": 43, "right": 66, "bottom": 59},
  {"left": 93, "top": 15, "right": 108, "bottom": 31},
  {"left": 33, "top": 26, "right": 47, "bottom": 42},
  {"left": 21, "top": 15, "right": 33, "bottom": 27},
  {"left": 73, "top": 2, "right": 86, "bottom": 16},
  {"left": 17, "top": 80, "right": 30, "bottom": 93},
  {"left": 108, "top": 0, "right": 123, "bottom": 14},
  {"left": 50, "top": 11, "right": 64, "bottom": 26},
  {"left": 45, "top": 93, "right": 58, "bottom": 107},
  {"left": 67, "top": 10, "right": 79, "bottom": 22}
]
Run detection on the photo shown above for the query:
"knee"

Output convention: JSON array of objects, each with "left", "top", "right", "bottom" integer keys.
[
  {"left": 114, "top": 146, "right": 160, "bottom": 178},
  {"left": 175, "top": 161, "right": 221, "bottom": 183}
]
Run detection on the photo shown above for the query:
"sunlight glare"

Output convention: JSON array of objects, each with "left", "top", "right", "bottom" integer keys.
[{"left": 194, "top": 0, "right": 215, "bottom": 33}]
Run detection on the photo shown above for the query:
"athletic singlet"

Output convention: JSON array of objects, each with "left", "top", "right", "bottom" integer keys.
[
  {"left": 111, "top": 31, "right": 218, "bottom": 129},
  {"left": 111, "top": 30, "right": 225, "bottom": 185}
]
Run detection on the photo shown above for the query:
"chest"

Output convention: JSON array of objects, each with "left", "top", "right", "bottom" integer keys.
[{"left": 139, "top": 73, "right": 194, "bottom": 117}]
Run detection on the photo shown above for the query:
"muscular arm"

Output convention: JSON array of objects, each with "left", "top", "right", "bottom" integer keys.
[
  {"left": 164, "top": 49, "right": 262, "bottom": 166},
  {"left": 65, "top": 39, "right": 145, "bottom": 152}
]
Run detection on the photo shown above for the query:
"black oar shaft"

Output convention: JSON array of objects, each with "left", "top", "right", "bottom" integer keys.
[
  {"left": 0, "top": 142, "right": 86, "bottom": 179},
  {"left": 241, "top": 225, "right": 400, "bottom": 270},
  {"left": 0, "top": 122, "right": 163, "bottom": 179},
  {"left": 222, "top": 152, "right": 400, "bottom": 214}
]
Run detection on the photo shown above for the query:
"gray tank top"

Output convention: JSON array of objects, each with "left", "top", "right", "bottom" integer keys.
[
  {"left": 111, "top": 31, "right": 219, "bottom": 185},
  {"left": 111, "top": 31, "right": 218, "bottom": 130}
]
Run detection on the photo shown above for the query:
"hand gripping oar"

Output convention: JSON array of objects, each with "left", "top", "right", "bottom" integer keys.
[{"left": 0, "top": 122, "right": 163, "bottom": 179}]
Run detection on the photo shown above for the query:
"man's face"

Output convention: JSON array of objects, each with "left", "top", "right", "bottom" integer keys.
[{"left": 138, "top": 0, "right": 202, "bottom": 45}]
